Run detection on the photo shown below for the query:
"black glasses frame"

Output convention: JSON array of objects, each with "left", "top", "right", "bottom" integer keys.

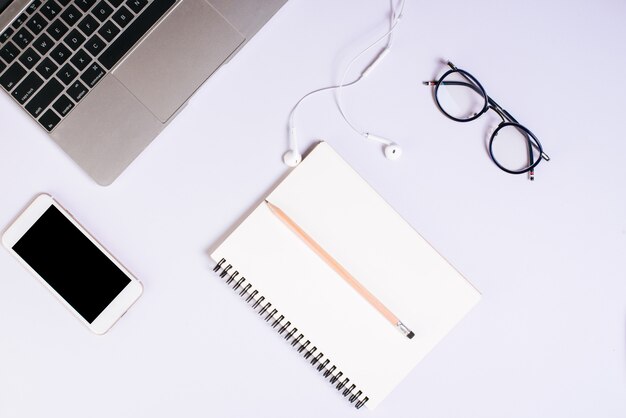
[{"left": 424, "top": 62, "right": 550, "bottom": 180}]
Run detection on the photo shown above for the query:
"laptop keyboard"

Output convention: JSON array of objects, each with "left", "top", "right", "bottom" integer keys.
[{"left": 0, "top": 0, "right": 175, "bottom": 132}]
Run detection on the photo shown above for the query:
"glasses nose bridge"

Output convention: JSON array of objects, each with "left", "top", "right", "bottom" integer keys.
[{"left": 488, "top": 103, "right": 508, "bottom": 123}]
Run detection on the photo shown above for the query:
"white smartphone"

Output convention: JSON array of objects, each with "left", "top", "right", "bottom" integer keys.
[{"left": 2, "top": 194, "right": 143, "bottom": 334}]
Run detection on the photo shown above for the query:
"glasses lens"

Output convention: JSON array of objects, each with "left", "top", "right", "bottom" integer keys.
[
  {"left": 436, "top": 71, "right": 487, "bottom": 120},
  {"left": 490, "top": 124, "right": 541, "bottom": 173}
]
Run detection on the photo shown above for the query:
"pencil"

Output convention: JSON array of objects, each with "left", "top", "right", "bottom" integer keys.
[{"left": 265, "top": 200, "right": 414, "bottom": 339}]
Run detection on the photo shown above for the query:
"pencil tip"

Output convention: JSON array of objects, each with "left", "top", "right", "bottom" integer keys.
[{"left": 407, "top": 331, "right": 415, "bottom": 339}]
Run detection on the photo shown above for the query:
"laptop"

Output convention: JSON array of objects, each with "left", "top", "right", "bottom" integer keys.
[{"left": 0, "top": 0, "right": 287, "bottom": 185}]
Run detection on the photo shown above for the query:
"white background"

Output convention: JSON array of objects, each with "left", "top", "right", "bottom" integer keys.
[{"left": 1, "top": 0, "right": 625, "bottom": 417}]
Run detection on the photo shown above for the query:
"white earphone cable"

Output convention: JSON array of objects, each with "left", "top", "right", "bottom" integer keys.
[
  {"left": 287, "top": 78, "right": 362, "bottom": 154},
  {"left": 336, "top": 0, "right": 405, "bottom": 139},
  {"left": 388, "top": 0, "right": 399, "bottom": 48},
  {"left": 286, "top": 0, "right": 406, "bottom": 163}
]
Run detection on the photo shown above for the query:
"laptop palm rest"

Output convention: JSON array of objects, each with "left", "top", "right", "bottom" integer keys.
[
  {"left": 112, "top": 0, "right": 245, "bottom": 123},
  {"left": 51, "top": 75, "right": 164, "bottom": 186}
]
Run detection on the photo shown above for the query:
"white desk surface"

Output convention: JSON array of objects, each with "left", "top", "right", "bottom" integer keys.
[{"left": 1, "top": 0, "right": 625, "bottom": 417}]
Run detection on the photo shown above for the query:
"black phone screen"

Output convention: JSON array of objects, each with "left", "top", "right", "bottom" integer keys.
[{"left": 12, "top": 206, "right": 131, "bottom": 323}]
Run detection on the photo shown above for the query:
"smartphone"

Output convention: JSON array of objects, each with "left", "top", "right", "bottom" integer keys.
[{"left": 2, "top": 194, "right": 143, "bottom": 334}]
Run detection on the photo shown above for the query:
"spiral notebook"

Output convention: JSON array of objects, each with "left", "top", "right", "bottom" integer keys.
[{"left": 211, "top": 142, "right": 481, "bottom": 410}]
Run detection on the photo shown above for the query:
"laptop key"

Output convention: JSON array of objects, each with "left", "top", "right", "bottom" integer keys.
[
  {"left": 61, "top": 5, "right": 83, "bottom": 26},
  {"left": 1, "top": 28, "right": 15, "bottom": 43},
  {"left": 26, "top": 13, "right": 48, "bottom": 35},
  {"left": 12, "top": 13, "right": 29, "bottom": 29},
  {"left": 76, "top": 0, "right": 97, "bottom": 13},
  {"left": 112, "top": 6, "right": 133, "bottom": 28},
  {"left": 93, "top": 1, "right": 114, "bottom": 22},
  {"left": 18, "top": 47, "right": 41, "bottom": 69},
  {"left": 0, "top": 42, "right": 20, "bottom": 63},
  {"left": 14, "top": 28, "right": 34, "bottom": 49},
  {"left": 98, "top": 21, "right": 120, "bottom": 42},
  {"left": 27, "top": 1, "right": 43, "bottom": 15},
  {"left": 41, "top": 0, "right": 61, "bottom": 20},
  {"left": 67, "top": 79, "right": 88, "bottom": 102},
  {"left": 57, "top": 63, "right": 78, "bottom": 85},
  {"left": 52, "top": 94, "right": 74, "bottom": 116},
  {"left": 25, "top": 77, "right": 63, "bottom": 117},
  {"left": 126, "top": 0, "right": 147, "bottom": 14},
  {"left": 33, "top": 33, "right": 54, "bottom": 54},
  {"left": 70, "top": 49, "right": 91, "bottom": 70},
  {"left": 80, "top": 62, "right": 104, "bottom": 87},
  {"left": 12, "top": 72, "right": 44, "bottom": 104},
  {"left": 50, "top": 43, "right": 71, "bottom": 64},
  {"left": 39, "top": 109, "right": 61, "bottom": 131},
  {"left": 57, "top": 0, "right": 72, "bottom": 6},
  {"left": 47, "top": 19, "right": 68, "bottom": 41},
  {"left": 64, "top": 29, "right": 86, "bottom": 51},
  {"left": 85, "top": 34, "right": 105, "bottom": 56},
  {"left": 0, "top": 62, "right": 27, "bottom": 91},
  {"left": 35, "top": 57, "right": 59, "bottom": 78},
  {"left": 0, "top": 61, "right": 6, "bottom": 74},
  {"left": 100, "top": 0, "right": 175, "bottom": 70},
  {"left": 78, "top": 14, "right": 99, "bottom": 36}
]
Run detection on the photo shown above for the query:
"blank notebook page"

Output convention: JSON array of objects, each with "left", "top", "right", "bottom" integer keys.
[{"left": 211, "top": 142, "right": 481, "bottom": 409}]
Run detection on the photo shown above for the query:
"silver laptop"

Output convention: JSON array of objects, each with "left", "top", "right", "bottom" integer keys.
[{"left": 0, "top": 0, "right": 287, "bottom": 185}]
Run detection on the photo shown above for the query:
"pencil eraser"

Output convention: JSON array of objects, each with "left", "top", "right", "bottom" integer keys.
[{"left": 407, "top": 331, "right": 415, "bottom": 339}]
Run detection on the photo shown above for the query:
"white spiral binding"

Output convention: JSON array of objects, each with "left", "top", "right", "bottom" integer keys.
[{"left": 213, "top": 258, "right": 369, "bottom": 409}]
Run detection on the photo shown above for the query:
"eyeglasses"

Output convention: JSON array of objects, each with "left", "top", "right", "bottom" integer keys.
[{"left": 424, "top": 61, "right": 550, "bottom": 181}]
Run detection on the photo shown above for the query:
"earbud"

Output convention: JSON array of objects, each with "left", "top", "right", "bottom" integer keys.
[
  {"left": 284, "top": 127, "right": 302, "bottom": 167},
  {"left": 384, "top": 143, "right": 403, "bottom": 160},
  {"left": 282, "top": 149, "right": 302, "bottom": 167},
  {"left": 366, "top": 133, "right": 403, "bottom": 161}
]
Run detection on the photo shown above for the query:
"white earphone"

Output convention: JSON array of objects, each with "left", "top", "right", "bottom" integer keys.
[
  {"left": 283, "top": 0, "right": 406, "bottom": 167},
  {"left": 368, "top": 133, "right": 403, "bottom": 161},
  {"left": 282, "top": 149, "right": 302, "bottom": 167}
]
